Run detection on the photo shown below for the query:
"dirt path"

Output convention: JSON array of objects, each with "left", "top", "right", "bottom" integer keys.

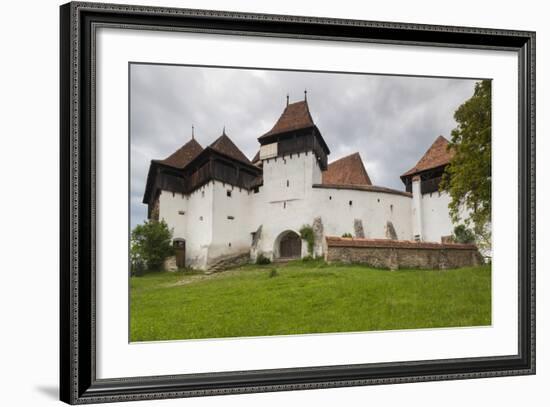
[{"left": 165, "top": 268, "right": 249, "bottom": 287}]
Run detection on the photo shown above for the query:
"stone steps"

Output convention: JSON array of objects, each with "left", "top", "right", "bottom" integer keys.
[{"left": 206, "top": 252, "right": 250, "bottom": 274}]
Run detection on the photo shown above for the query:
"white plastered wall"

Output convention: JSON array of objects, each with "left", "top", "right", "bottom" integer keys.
[
  {"left": 420, "top": 191, "right": 454, "bottom": 243},
  {"left": 158, "top": 183, "right": 215, "bottom": 268},
  {"left": 209, "top": 182, "right": 258, "bottom": 262}
]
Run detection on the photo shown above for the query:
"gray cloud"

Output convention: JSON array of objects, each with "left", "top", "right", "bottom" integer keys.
[{"left": 130, "top": 64, "right": 479, "bottom": 229}]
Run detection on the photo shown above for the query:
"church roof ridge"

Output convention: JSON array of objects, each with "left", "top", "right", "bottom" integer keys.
[{"left": 322, "top": 151, "right": 372, "bottom": 186}]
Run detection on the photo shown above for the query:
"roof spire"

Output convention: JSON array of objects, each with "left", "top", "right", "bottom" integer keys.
[
  {"left": 191, "top": 124, "right": 195, "bottom": 139},
  {"left": 286, "top": 93, "right": 289, "bottom": 106},
  {"left": 222, "top": 125, "right": 226, "bottom": 135},
  {"left": 304, "top": 89, "right": 307, "bottom": 102}
]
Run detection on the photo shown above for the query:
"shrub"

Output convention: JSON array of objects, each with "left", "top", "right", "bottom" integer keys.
[
  {"left": 299, "top": 224, "right": 315, "bottom": 255},
  {"left": 131, "top": 219, "right": 174, "bottom": 271},
  {"left": 256, "top": 253, "right": 271, "bottom": 265},
  {"left": 269, "top": 268, "right": 278, "bottom": 278},
  {"left": 302, "top": 255, "right": 314, "bottom": 262},
  {"left": 341, "top": 233, "right": 353, "bottom": 238},
  {"left": 452, "top": 224, "right": 476, "bottom": 244},
  {"left": 130, "top": 257, "right": 146, "bottom": 277}
]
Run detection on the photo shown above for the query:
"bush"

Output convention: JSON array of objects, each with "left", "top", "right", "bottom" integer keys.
[
  {"left": 452, "top": 224, "right": 476, "bottom": 244},
  {"left": 131, "top": 219, "right": 174, "bottom": 271},
  {"left": 299, "top": 224, "right": 315, "bottom": 255},
  {"left": 130, "top": 258, "right": 146, "bottom": 277},
  {"left": 341, "top": 233, "right": 353, "bottom": 238},
  {"left": 256, "top": 253, "right": 271, "bottom": 265},
  {"left": 268, "top": 268, "right": 278, "bottom": 278},
  {"left": 302, "top": 255, "right": 314, "bottom": 262}
]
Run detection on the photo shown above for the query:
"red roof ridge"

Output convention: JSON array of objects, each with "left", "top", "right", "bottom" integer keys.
[
  {"left": 313, "top": 183, "right": 411, "bottom": 198},
  {"left": 325, "top": 236, "right": 478, "bottom": 250}
]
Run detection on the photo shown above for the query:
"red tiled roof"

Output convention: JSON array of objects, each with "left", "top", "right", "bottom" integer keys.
[
  {"left": 322, "top": 152, "right": 372, "bottom": 186},
  {"left": 155, "top": 138, "right": 203, "bottom": 169},
  {"left": 209, "top": 132, "right": 251, "bottom": 165},
  {"left": 313, "top": 184, "right": 411, "bottom": 198},
  {"left": 259, "top": 100, "right": 315, "bottom": 139},
  {"left": 325, "top": 236, "right": 477, "bottom": 250},
  {"left": 401, "top": 135, "right": 454, "bottom": 178}
]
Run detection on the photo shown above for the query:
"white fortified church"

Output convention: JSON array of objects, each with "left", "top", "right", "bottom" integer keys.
[{"left": 143, "top": 95, "right": 462, "bottom": 270}]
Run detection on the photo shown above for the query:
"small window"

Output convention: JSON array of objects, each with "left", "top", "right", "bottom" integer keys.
[
  {"left": 377, "top": 198, "right": 380, "bottom": 203},
  {"left": 253, "top": 187, "right": 260, "bottom": 194},
  {"left": 199, "top": 216, "right": 203, "bottom": 221},
  {"left": 178, "top": 210, "right": 185, "bottom": 215},
  {"left": 286, "top": 180, "right": 289, "bottom": 187},
  {"left": 228, "top": 242, "right": 232, "bottom": 247},
  {"left": 283, "top": 202, "right": 286, "bottom": 209},
  {"left": 329, "top": 196, "right": 332, "bottom": 200},
  {"left": 390, "top": 204, "right": 393, "bottom": 212},
  {"left": 172, "top": 192, "right": 175, "bottom": 197},
  {"left": 201, "top": 191, "right": 205, "bottom": 198},
  {"left": 227, "top": 215, "right": 235, "bottom": 220},
  {"left": 349, "top": 200, "right": 353, "bottom": 206},
  {"left": 227, "top": 190, "right": 232, "bottom": 197}
]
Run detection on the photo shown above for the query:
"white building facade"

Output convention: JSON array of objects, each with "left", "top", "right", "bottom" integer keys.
[{"left": 142, "top": 98, "right": 460, "bottom": 270}]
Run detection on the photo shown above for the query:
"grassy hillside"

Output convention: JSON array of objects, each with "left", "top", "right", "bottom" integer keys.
[{"left": 130, "top": 260, "right": 491, "bottom": 342}]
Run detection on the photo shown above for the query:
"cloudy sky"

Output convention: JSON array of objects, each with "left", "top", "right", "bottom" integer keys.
[{"left": 130, "top": 63, "right": 480, "bottom": 229}]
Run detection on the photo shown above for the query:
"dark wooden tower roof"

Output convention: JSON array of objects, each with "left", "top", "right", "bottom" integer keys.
[
  {"left": 401, "top": 135, "right": 454, "bottom": 179},
  {"left": 154, "top": 138, "right": 203, "bottom": 169},
  {"left": 322, "top": 152, "right": 372, "bottom": 186},
  {"left": 259, "top": 100, "right": 315, "bottom": 140},
  {"left": 209, "top": 130, "right": 251, "bottom": 165}
]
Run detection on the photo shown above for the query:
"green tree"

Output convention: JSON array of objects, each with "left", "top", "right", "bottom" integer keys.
[
  {"left": 131, "top": 220, "right": 174, "bottom": 271},
  {"left": 452, "top": 224, "right": 476, "bottom": 244},
  {"left": 441, "top": 80, "right": 491, "bottom": 246}
]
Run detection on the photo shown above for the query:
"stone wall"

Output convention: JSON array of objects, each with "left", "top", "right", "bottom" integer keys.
[{"left": 325, "top": 236, "right": 483, "bottom": 270}]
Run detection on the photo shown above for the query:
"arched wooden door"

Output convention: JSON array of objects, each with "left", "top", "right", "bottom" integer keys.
[{"left": 279, "top": 232, "right": 301, "bottom": 259}]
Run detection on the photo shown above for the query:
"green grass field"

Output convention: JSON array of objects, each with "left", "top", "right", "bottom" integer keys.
[{"left": 130, "top": 260, "right": 491, "bottom": 342}]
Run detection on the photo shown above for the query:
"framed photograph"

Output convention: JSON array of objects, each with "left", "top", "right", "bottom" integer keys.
[{"left": 60, "top": 1, "right": 535, "bottom": 404}]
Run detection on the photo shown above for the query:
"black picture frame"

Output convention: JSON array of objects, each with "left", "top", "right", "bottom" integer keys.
[{"left": 60, "top": 2, "right": 536, "bottom": 404}]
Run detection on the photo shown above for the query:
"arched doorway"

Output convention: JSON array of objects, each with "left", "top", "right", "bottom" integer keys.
[{"left": 275, "top": 230, "right": 302, "bottom": 259}]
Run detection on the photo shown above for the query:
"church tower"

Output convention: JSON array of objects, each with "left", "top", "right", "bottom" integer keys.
[
  {"left": 257, "top": 93, "right": 330, "bottom": 168},
  {"left": 256, "top": 94, "right": 330, "bottom": 203}
]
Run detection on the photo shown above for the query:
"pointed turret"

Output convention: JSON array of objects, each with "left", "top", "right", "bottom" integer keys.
[
  {"left": 401, "top": 136, "right": 453, "bottom": 179},
  {"left": 257, "top": 95, "right": 330, "bottom": 170},
  {"left": 209, "top": 131, "right": 251, "bottom": 165},
  {"left": 400, "top": 135, "right": 454, "bottom": 194},
  {"left": 259, "top": 99, "right": 315, "bottom": 139},
  {"left": 156, "top": 137, "right": 203, "bottom": 169}
]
